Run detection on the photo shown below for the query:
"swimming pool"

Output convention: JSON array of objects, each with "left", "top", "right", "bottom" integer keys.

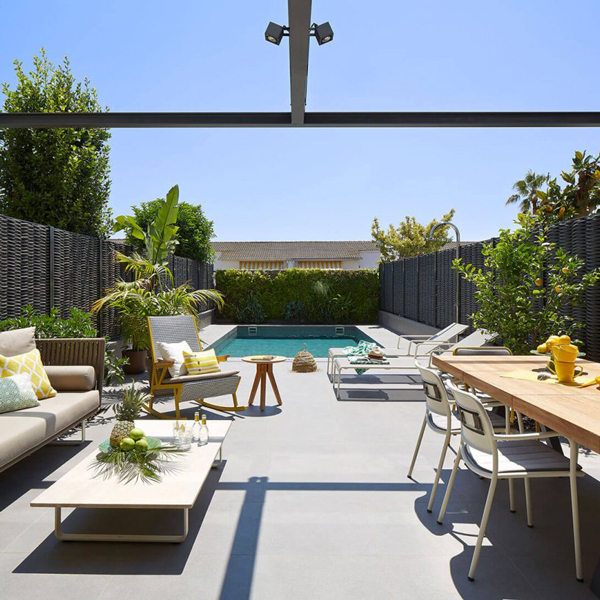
[{"left": 211, "top": 326, "right": 378, "bottom": 359}]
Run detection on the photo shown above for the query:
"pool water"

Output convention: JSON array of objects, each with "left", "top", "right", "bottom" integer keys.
[
  {"left": 216, "top": 336, "right": 361, "bottom": 359},
  {"left": 212, "top": 326, "right": 377, "bottom": 358}
]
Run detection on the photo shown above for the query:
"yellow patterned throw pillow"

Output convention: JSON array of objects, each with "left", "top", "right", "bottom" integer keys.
[
  {"left": 0, "top": 349, "right": 56, "bottom": 399},
  {"left": 183, "top": 350, "right": 221, "bottom": 376}
]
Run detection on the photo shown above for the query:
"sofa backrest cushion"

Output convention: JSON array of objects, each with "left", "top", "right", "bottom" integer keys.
[
  {"left": 0, "top": 327, "right": 36, "bottom": 357},
  {"left": 43, "top": 365, "right": 96, "bottom": 392}
]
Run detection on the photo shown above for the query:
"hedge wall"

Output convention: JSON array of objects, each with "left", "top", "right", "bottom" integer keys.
[{"left": 215, "top": 269, "right": 379, "bottom": 324}]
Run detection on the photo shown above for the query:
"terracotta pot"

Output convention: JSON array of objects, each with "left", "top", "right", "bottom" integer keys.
[{"left": 122, "top": 349, "right": 147, "bottom": 375}]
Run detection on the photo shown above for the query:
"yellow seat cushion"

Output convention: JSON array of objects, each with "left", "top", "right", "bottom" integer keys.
[
  {"left": 0, "top": 349, "right": 56, "bottom": 400},
  {"left": 183, "top": 349, "right": 221, "bottom": 376}
]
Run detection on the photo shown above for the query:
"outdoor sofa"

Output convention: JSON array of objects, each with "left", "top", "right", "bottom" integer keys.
[{"left": 0, "top": 327, "right": 105, "bottom": 473}]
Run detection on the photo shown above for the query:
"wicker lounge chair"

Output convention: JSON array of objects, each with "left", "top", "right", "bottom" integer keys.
[{"left": 146, "top": 316, "right": 244, "bottom": 418}]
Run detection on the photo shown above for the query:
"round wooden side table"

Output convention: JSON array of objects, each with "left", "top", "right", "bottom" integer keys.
[{"left": 242, "top": 356, "right": 286, "bottom": 411}]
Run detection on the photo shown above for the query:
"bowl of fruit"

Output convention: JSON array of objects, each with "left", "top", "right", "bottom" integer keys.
[
  {"left": 532, "top": 335, "right": 585, "bottom": 358},
  {"left": 95, "top": 384, "right": 185, "bottom": 483}
]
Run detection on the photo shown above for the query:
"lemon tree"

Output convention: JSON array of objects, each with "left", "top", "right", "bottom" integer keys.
[{"left": 453, "top": 213, "right": 600, "bottom": 355}]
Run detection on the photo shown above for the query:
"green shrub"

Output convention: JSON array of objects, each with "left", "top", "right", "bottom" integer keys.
[{"left": 215, "top": 269, "right": 379, "bottom": 324}]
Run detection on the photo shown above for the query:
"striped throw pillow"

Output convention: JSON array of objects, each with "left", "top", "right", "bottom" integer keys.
[{"left": 183, "top": 350, "right": 221, "bottom": 375}]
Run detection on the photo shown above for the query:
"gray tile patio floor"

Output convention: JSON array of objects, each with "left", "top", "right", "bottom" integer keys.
[{"left": 2, "top": 348, "right": 600, "bottom": 599}]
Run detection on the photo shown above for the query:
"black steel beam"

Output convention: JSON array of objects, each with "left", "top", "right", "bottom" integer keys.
[
  {"left": 0, "top": 112, "right": 292, "bottom": 128},
  {"left": 287, "top": 0, "right": 312, "bottom": 126},
  {"left": 1, "top": 112, "right": 600, "bottom": 129}
]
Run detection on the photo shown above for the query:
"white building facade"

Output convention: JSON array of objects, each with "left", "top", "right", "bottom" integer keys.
[{"left": 212, "top": 241, "right": 380, "bottom": 271}]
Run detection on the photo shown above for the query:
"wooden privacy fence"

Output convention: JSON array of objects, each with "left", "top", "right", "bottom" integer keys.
[
  {"left": 0, "top": 214, "right": 214, "bottom": 339},
  {"left": 379, "top": 212, "right": 600, "bottom": 361}
]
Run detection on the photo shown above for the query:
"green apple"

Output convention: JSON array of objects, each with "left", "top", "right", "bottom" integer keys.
[
  {"left": 129, "top": 428, "right": 145, "bottom": 441},
  {"left": 120, "top": 437, "right": 135, "bottom": 451},
  {"left": 135, "top": 438, "right": 148, "bottom": 451}
]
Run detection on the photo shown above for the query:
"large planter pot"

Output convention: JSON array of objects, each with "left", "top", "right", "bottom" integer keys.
[{"left": 122, "top": 349, "right": 147, "bottom": 375}]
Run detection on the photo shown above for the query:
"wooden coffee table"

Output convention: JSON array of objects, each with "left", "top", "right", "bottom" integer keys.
[
  {"left": 30, "top": 420, "right": 231, "bottom": 542},
  {"left": 242, "top": 355, "right": 286, "bottom": 411}
]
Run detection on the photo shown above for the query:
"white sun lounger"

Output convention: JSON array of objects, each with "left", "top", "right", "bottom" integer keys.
[
  {"left": 331, "top": 329, "right": 496, "bottom": 398},
  {"left": 326, "top": 322, "right": 468, "bottom": 376}
]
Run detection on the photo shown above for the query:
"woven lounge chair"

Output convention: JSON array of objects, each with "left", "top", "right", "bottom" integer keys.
[{"left": 146, "top": 316, "right": 244, "bottom": 418}]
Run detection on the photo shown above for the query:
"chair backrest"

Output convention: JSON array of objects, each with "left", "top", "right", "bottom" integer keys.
[
  {"left": 430, "top": 322, "right": 468, "bottom": 342},
  {"left": 446, "top": 381, "right": 496, "bottom": 456},
  {"left": 417, "top": 363, "right": 452, "bottom": 418},
  {"left": 452, "top": 346, "right": 511, "bottom": 356},
  {"left": 147, "top": 315, "right": 202, "bottom": 362}
]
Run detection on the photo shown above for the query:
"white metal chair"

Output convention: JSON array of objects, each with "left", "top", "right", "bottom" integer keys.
[
  {"left": 408, "top": 363, "right": 506, "bottom": 513},
  {"left": 437, "top": 381, "right": 583, "bottom": 582}
]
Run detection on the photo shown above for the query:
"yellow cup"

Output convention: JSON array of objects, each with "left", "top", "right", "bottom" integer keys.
[
  {"left": 547, "top": 359, "right": 583, "bottom": 383},
  {"left": 551, "top": 343, "right": 579, "bottom": 363}
]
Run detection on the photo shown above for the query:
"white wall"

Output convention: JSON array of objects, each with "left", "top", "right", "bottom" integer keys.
[{"left": 358, "top": 251, "right": 381, "bottom": 269}]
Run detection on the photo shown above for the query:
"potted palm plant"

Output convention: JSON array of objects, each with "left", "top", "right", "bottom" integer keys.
[{"left": 93, "top": 185, "right": 223, "bottom": 374}]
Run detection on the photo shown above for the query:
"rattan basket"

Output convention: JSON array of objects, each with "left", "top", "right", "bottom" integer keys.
[{"left": 292, "top": 349, "right": 317, "bottom": 373}]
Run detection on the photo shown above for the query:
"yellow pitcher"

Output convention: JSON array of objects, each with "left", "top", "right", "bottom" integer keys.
[
  {"left": 551, "top": 343, "right": 579, "bottom": 363},
  {"left": 547, "top": 360, "right": 584, "bottom": 383}
]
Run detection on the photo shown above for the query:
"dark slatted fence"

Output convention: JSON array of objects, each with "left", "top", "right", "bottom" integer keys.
[
  {"left": 379, "top": 213, "right": 600, "bottom": 360},
  {"left": 0, "top": 214, "right": 215, "bottom": 338}
]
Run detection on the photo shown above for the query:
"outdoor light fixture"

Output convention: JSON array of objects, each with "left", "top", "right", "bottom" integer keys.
[
  {"left": 311, "top": 22, "right": 334, "bottom": 45},
  {"left": 265, "top": 22, "right": 289, "bottom": 45},
  {"left": 265, "top": 21, "right": 334, "bottom": 46}
]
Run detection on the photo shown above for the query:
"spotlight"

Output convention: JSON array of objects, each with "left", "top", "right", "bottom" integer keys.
[
  {"left": 265, "top": 22, "right": 288, "bottom": 45},
  {"left": 312, "top": 22, "right": 334, "bottom": 45}
]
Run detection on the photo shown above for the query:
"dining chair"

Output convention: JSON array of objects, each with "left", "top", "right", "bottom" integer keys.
[
  {"left": 437, "top": 381, "right": 583, "bottom": 581},
  {"left": 408, "top": 363, "right": 506, "bottom": 513}
]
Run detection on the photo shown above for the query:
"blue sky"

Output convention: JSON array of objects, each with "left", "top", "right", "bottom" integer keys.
[{"left": 1, "top": 0, "right": 599, "bottom": 242}]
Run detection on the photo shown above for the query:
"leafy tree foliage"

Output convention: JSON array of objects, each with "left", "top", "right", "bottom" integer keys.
[
  {"left": 505, "top": 171, "right": 549, "bottom": 213},
  {"left": 371, "top": 209, "right": 456, "bottom": 261},
  {"left": 0, "top": 50, "right": 112, "bottom": 236},
  {"left": 454, "top": 213, "right": 600, "bottom": 355},
  {"left": 507, "top": 151, "right": 600, "bottom": 225},
  {"left": 124, "top": 197, "right": 215, "bottom": 262}
]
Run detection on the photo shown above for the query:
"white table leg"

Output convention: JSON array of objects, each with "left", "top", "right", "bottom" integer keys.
[{"left": 569, "top": 440, "right": 583, "bottom": 582}]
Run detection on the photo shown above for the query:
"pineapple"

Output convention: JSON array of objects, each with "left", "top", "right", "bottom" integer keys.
[{"left": 110, "top": 384, "right": 145, "bottom": 447}]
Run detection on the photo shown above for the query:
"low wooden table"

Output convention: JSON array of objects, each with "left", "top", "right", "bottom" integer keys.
[
  {"left": 31, "top": 420, "right": 230, "bottom": 542},
  {"left": 242, "top": 355, "right": 286, "bottom": 411},
  {"left": 432, "top": 354, "right": 600, "bottom": 585}
]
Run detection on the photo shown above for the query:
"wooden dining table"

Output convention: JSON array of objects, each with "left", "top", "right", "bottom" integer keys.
[{"left": 432, "top": 353, "right": 600, "bottom": 587}]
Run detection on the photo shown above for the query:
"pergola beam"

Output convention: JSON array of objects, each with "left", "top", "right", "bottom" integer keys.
[
  {"left": 287, "top": 0, "right": 312, "bottom": 126},
  {"left": 2, "top": 112, "right": 600, "bottom": 129}
]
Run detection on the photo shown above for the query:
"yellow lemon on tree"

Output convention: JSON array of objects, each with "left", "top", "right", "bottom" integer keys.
[
  {"left": 561, "top": 267, "right": 569, "bottom": 274},
  {"left": 536, "top": 343, "right": 548, "bottom": 354},
  {"left": 555, "top": 285, "right": 562, "bottom": 293},
  {"left": 535, "top": 277, "right": 543, "bottom": 286},
  {"left": 558, "top": 207, "right": 566, "bottom": 218}
]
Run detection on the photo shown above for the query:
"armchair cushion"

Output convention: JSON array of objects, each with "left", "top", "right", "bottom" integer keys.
[
  {"left": 157, "top": 340, "right": 193, "bottom": 377},
  {"left": 167, "top": 370, "right": 240, "bottom": 385},
  {"left": 44, "top": 365, "right": 96, "bottom": 392},
  {"left": 0, "top": 327, "right": 36, "bottom": 357}
]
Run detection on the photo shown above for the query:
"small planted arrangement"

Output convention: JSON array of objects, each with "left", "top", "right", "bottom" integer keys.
[{"left": 95, "top": 384, "right": 184, "bottom": 483}]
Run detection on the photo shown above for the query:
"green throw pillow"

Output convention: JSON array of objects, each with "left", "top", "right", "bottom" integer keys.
[{"left": 0, "top": 374, "right": 40, "bottom": 414}]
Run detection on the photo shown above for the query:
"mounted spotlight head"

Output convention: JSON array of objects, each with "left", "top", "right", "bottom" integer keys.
[
  {"left": 312, "top": 22, "right": 334, "bottom": 45},
  {"left": 265, "top": 22, "right": 288, "bottom": 45}
]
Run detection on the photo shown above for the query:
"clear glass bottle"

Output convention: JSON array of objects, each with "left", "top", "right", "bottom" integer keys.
[
  {"left": 198, "top": 414, "right": 209, "bottom": 446},
  {"left": 192, "top": 411, "right": 201, "bottom": 442}
]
